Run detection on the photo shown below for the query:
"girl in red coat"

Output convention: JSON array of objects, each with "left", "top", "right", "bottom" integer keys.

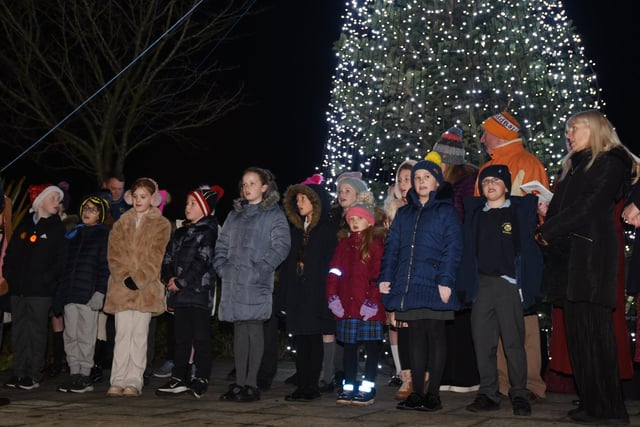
[{"left": 326, "top": 198, "right": 386, "bottom": 406}]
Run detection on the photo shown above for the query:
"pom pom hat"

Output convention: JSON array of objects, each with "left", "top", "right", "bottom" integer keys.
[
  {"left": 481, "top": 111, "right": 521, "bottom": 141},
  {"left": 29, "top": 184, "right": 64, "bottom": 212},
  {"left": 336, "top": 171, "right": 368, "bottom": 197},
  {"left": 346, "top": 202, "right": 375, "bottom": 226},
  {"left": 432, "top": 126, "right": 465, "bottom": 165},
  {"left": 80, "top": 194, "right": 111, "bottom": 224},
  {"left": 412, "top": 151, "right": 444, "bottom": 185},
  {"left": 189, "top": 185, "right": 224, "bottom": 216},
  {"left": 478, "top": 164, "right": 512, "bottom": 196},
  {"left": 300, "top": 174, "right": 324, "bottom": 185}
]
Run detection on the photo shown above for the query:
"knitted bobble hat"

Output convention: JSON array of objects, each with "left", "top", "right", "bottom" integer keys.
[
  {"left": 189, "top": 185, "right": 224, "bottom": 216},
  {"left": 433, "top": 126, "right": 465, "bottom": 165},
  {"left": 345, "top": 201, "right": 375, "bottom": 226},
  {"left": 412, "top": 151, "right": 444, "bottom": 185}
]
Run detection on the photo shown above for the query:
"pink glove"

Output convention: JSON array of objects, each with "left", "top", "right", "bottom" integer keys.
[
  {"left": 359, "top": 299, "right": 378, "bottom": 321},
  {"left": 328, "top": 295, "right": 344, "bottom": 318}
]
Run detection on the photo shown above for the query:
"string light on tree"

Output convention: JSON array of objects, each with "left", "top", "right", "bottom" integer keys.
[{"left": 321, "top": 0, "right": 601, "bottom": 198}]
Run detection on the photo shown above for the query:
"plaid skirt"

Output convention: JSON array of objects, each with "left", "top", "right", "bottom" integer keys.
[{"left": 336, "top": 319, "right": 383, "bottom": 344}]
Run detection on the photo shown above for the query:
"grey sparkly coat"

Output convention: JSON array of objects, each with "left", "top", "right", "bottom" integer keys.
[{"left": 214, "top": 191, "right": 290, "bottom": 322}]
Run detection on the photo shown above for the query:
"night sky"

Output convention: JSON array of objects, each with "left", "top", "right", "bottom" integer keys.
[{"left": 3, "top": 1, "right": 637, "bottom": 221}]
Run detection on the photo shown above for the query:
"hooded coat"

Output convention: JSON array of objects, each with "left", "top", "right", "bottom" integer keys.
[
  {"left": 103, "top": 207, "right": 171, "bottom": 316},
  {"left": 379, "top": 183, "right": 462, "bottom": 312},
  {"left": 280, "top": 183, "right": 338, "bottom": 335},
  {"left": 214, "top": 190, "right": 290, "bottom": 322}
]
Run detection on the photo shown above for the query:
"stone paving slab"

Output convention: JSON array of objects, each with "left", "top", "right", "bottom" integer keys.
[{"left": 0, "top": 360, "right": 638, "bottom": 426}]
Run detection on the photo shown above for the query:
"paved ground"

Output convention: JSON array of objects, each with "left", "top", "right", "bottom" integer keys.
[{"left": 0, "top": 359, "right": 639, "bottom": 426}]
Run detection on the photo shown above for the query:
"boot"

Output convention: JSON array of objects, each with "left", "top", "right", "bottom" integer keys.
[{"left": 395, "top": 369, "right": 413, "bottom": 400}]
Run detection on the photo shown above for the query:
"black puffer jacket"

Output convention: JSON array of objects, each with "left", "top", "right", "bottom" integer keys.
[
  {"left": 162, "top": 215, "right": 218, "bottom": 312},
  {"left": 56, "top": 223, "right": 110, "bottom": 306}
]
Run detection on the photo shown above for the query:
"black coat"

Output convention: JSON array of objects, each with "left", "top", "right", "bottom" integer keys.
[
  {"left": 626, "top": 182, "right": 640, "bottom": 294},
  {"left": 162, "top": 215, "right": 219, "bottom": 312},
  {"left": 539, "top": 147, "right": 633, "bottom": 308},
  {"left": 57, "top": 224, "right": 110, "bottom": 307},
  {"left": 280, "top": 183, "right": 338, "bottom": 335},
  {"left": 3, "top": 214, "right": 66, "bottom": 298}
]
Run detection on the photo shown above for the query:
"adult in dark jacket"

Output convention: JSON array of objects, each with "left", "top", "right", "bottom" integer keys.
[
  {"left": 279, "top": 174, "right": 339, "bottom": 401},
  {"left": 536, "top": 109, "right": 639, "bottom": 425},
  {"left": 3, "top": 184, "right": 66, "bottom": 390}
]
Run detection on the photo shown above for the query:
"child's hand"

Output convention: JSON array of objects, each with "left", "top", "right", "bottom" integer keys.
[
  {"left": 438, "top": 285, "right": 451, "bottom": 304},
  {"left": 379, "top": 281, "right": 391, "bottom": 294},
  {"left": 360, "top": 300, "right": 378, "bottom": 320},
  {"left": 328, "top": 295, "right": 344, "bottom": 318}
]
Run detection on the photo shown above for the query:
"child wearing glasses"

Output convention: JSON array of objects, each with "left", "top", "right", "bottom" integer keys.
[
  {"left": 457, "top": 164, "right": 542, "bottom": 417},
  {"left": 54, "top": 194, "right": 111, "bottom": 393}
]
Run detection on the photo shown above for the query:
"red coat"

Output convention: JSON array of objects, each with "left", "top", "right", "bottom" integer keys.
[{"left": 325, "top": 231, "right": 385, "bottom": 322}]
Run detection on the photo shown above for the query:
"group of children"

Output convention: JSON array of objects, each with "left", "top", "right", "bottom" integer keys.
[
  {"left": 0, "top": 177, "right": 225, "bottom": 400},
  {"left": 0, "top": 152, "right": 539, "bottom": 411}
]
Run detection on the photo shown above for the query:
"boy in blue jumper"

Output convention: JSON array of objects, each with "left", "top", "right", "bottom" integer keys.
[{"left": 456, "top": 165, "right": 542, "bottom": 417}]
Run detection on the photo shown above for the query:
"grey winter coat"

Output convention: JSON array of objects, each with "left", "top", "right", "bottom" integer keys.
[{"left": 214, "top": 192, "right": 290, "bottom": 322}]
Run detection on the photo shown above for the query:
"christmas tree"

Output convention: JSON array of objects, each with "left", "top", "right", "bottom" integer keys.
[{"left": 321, "top": 0, "right": 601, "bottom": 198}]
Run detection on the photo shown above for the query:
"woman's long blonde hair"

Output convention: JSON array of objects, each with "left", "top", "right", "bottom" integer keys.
[{"left": 559, "top": 110, "right": 640, "bottom": 184}]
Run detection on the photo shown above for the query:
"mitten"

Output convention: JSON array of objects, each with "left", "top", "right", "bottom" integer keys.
[
  {"left": 87, "top": 292, "right": 105, "bottom": 311},
  {"left": 124, "top": 276, "right": 138, "bottom": 290},
  {"left": 359, "top": 299, "right": 378, "bottom": 320},
  {"left": 327, "top": 295, "right": 344, "bottom": 318}
]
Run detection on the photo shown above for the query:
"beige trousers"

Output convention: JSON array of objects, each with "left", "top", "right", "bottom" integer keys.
[{"left": 110, "top": 310, "right": 151, "bottom": 391}]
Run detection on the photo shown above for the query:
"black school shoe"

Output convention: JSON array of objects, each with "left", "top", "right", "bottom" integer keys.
[
  {"left": 569, "top": 410, "right": 629, "bottom": 425},
  {"left": 237, "top": 385, "right": 260, "bottom": 402},
  {"left": 220, "top": 383, "right": 243, "bottom": 401},
  {"left": 466, "top": 393, "right": 500, "bottom": 412},
  {"left": 511, "top": 396, "right": 531, "bottom": 416},
  {"left": 285, "top": 388, "right": 321, "bottom": 402},
  {"left": 421, "top": 392, "right": 442, "bottom": 412},
  {"left": 396, "top": 392, "right": 425, "bottom": 410}
]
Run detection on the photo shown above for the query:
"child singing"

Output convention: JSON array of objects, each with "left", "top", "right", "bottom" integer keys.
[{"left": 326, "top": 198, "right": 386, "bottom": 406}]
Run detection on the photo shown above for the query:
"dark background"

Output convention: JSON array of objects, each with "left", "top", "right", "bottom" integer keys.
[{"left": 2, "top": 1, "right": 636, "bottom": 221}]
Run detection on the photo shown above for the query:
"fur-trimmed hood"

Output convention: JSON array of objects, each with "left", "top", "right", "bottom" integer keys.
[
  {"left": 231, "top": 187, "right": 281, "bottom": 213},
  {"left": 283, "top": 183, "right": 332, "bottom": 231}
]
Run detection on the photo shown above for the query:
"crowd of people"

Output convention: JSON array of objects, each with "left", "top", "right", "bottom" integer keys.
[{"left": 0, "top": 109, "right": 638, "bottom": 425}]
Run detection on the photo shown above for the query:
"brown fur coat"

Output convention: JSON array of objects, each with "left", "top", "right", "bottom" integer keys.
[{"left": 103, "top": 207, "right": 171, "bottom": 315}]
